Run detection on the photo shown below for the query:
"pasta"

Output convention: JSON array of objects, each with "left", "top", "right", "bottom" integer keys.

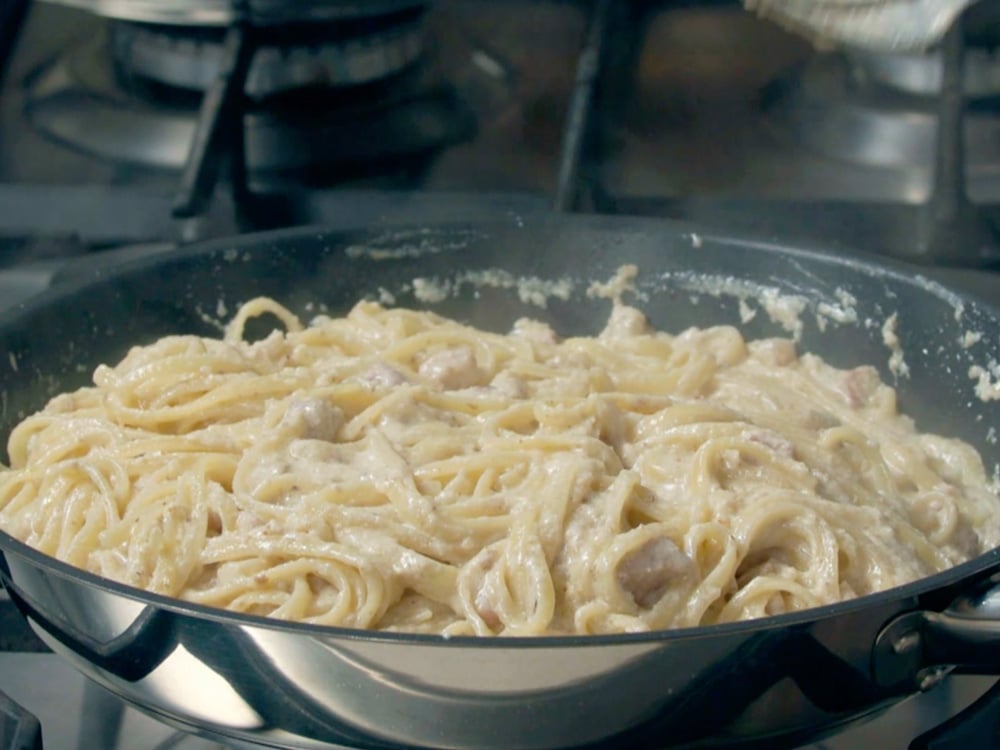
[{"left": 1, "top": 293, "right": 998, "bottom": 636}]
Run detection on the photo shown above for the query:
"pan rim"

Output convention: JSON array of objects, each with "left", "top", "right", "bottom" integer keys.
[{"left": 4, "top": 214, "right": 998, "bottom": 324}]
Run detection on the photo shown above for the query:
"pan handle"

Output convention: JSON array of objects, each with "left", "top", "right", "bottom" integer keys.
[
  {"left": 874, "top": 572, "right": 1000, "bottom": 688},
  {"left": 1, "top": 579, "right": 175, "bottom": 683}
]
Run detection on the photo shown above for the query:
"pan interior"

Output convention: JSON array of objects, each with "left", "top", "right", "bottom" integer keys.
[{"left": 1, "top": 219, "right": 995, "bottom": 469}]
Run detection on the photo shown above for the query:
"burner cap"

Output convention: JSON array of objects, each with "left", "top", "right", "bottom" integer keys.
[
  {"left": 40, "top": 0, "right": 426, "bottom": 25},
  {"left": 24, "top": 25, "right": 475, "bottom": 180},
  {"left": 110, "top": 12, "right": 426, "bottom": 95}
]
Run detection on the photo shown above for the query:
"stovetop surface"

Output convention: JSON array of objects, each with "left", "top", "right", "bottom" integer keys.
[{"left": 0, "top": 652, "right": 994, "bottom": 750}]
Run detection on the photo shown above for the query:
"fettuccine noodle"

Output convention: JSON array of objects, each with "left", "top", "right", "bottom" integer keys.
[{"left": 1, "top": 293, "right": 997, "bottom": 635}]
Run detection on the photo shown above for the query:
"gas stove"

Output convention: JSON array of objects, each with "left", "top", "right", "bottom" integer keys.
[
  {"left": 1, "top": 0, "right": 999, "bottom": 748},
  {"left": 1, "top": 0, "right": 999, "bottom": 261}
]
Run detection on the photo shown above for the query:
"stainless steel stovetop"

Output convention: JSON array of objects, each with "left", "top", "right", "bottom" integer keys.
[{"left": 0, "top": 651, "right": 994, "bottom": 750}]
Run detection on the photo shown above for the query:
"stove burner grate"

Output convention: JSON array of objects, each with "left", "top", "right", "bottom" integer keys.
[
  {"left": 110, "top": 10, "right": 427, "bottom": 96},
  {"left": 23, "top": 18, "right": 474, "bottom": 186}
]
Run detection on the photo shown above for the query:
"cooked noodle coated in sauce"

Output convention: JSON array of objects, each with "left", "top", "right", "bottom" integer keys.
[{"left": 1, "top": 296, "right": 998, "bottom": 636}]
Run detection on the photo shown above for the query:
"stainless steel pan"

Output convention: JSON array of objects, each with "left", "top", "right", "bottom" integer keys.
[{"left": 2, "top": 214, "right": 1000, "bottom": 750}]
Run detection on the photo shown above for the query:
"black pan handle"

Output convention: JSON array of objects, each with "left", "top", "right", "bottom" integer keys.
[
  {"left": 1, "top": 579, "right": 176, "bottom": 683},
  {"left": 874, "top": 572, "right": 1000, "bottom": 688}
]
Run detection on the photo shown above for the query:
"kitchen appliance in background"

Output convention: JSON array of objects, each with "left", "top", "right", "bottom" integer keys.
[
  {"left": 0, "top": 0, "right": 998, "bottom": 748},
  {"left": 1, "top": 0, "right": 998, "bottom": 268}
]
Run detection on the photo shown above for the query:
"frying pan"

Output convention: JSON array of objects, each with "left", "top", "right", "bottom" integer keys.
[{"left": 1, "top": 214, "right": 1000, "bottom": 750}]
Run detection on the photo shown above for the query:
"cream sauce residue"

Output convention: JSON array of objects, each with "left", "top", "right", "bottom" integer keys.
[
  {"left": 962, "top": 331, "right": 983, "bottom": 349},
  {"left": 970, "top": 360, "right": 1000, "bottom": 402},
  {"left": 412, "top": 277, "right": 451, "bottom": 304},
  {"left": 587, "top": 264, "right": 638, "bottom": 303},
  {"left": 656, "top": 274, "right": 810, "bottom": 339},
  {"left": 816, "top": 288, "right": 859, "bottom": 332},
  {"left": 412, "top": 269, "right": 575, "bottom": 309},
  {"left": 881, "top": 313, "right": 910, "bottom": 379}
]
